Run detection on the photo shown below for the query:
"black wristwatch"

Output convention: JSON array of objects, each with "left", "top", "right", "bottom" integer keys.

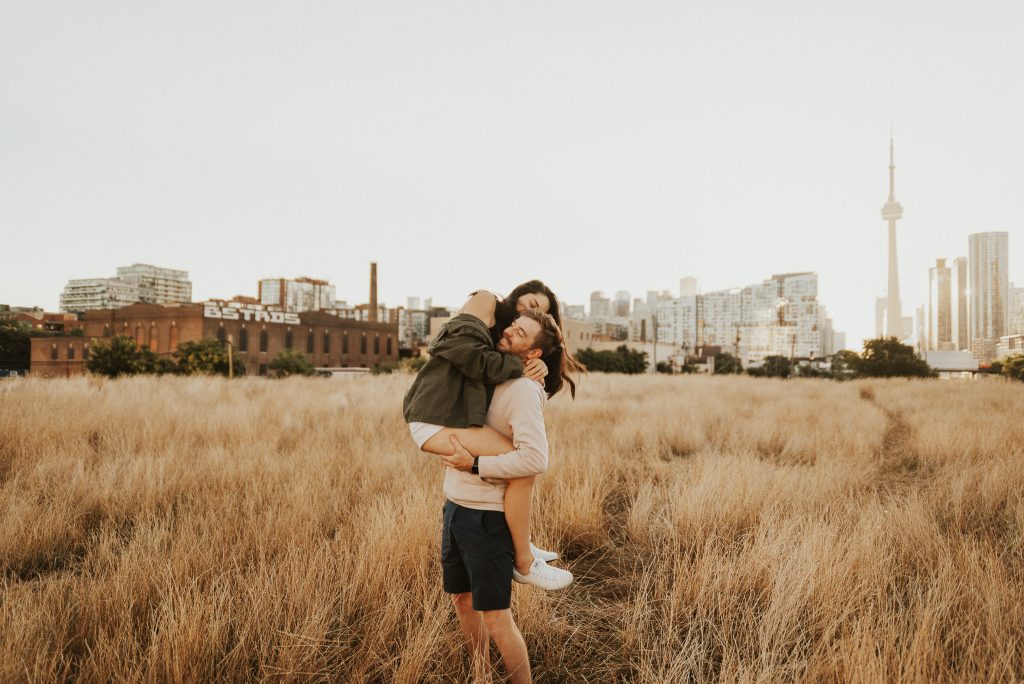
[{"left": 471, "top": 456, "right": 480, "bottom": 475}]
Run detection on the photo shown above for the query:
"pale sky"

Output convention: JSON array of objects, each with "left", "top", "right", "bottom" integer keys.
[{"left": 2, "top": 1, "right": 1022, "bottom": 348}]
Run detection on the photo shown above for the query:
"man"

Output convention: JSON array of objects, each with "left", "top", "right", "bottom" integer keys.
[{"left": 436, "top": 313, "right": 562, "bottom": 684}]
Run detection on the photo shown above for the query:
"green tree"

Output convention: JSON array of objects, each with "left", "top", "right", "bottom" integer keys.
[
  {"left": 747, "top": 355, "right": 792, "bottom": 378},
  {"left": 796, "top": 365, "right": 845, "bottom": 380},
  {"left": 403, "top": 356, "right": 427, "bottom": 373},
  {"left": 268, "top": 349, "right": 314, "bottom": 377},
  {"left": 372, "top": 361, "right": 401, "bottom": 375},
  {"left": 0, "top": 321, "right": 31, "bottom": 370},
  {"left": 830, "top": 350, "right": 861, "bottom": 375},
  {"left": 857, "top": 337, "right": 934, "bottom": 378},
  {"left": 137, "top": 346, "right": 177, "bottom": 375},
  {"left": 617, "top": 346, "right": 648, "bottom": 374},
  {"left": 713, "top": 352, "right": 742, "bottom": 374},
  {"left": 86, "top": 335, "right": 146, "bottom": 378},
  {"left": 656, "top": 361, "right": 674, "bottom": 374},
  {"left": 175, "top": 339, "right": 242, "bottom": 376},
  {"left": 576, "top": 346, "right": 648, "bottom": 374},
  {"left": 677, "top": 360, "right": 700, "bottom": 374},
  {"left": 1002, "top": 354, "right": 1024, "bottom": 382}
]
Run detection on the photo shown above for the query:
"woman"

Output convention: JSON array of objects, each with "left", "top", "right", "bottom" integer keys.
[{"left": 403, "top": 281, "right": 583, "bottom": 589}]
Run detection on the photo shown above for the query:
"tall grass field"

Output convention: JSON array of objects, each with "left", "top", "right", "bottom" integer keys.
[{"left": 1, "top": 374, "right": 1022, "bottom": 682}]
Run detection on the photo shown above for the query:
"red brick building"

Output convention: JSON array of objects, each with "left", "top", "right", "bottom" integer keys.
[
  {"left": 4, "top": 310, "right": 80, "bottom": 333},
  {"left": 30, "top": 302, "right": 399, "bottom": 377}
]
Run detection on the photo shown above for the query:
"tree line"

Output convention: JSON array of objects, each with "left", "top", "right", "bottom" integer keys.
[
  {"left": 0, "top": 327, "right": 316, "bottom": 379},
  {"left": 4, "top": 321, "right": 1024, "bottom": 382},
  {"left": 83, "top": 335, "right": 317, "bottom": 378},
  {"left": 576, "top": 337, "right": 1024, "bottom": 382}
]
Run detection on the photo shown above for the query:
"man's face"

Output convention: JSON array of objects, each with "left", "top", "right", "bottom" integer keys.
[{"left": 497, "top": 315, "right": 542, "bottom": 356}]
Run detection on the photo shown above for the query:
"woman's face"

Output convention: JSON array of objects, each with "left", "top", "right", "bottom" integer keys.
[{"left": 515, "top": 291, "right": 551, "bottom": 315}]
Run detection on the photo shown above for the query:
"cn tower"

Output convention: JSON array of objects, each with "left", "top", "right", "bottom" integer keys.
[{"left": 880, "top": 135, "right": 904, "bottom": 339}]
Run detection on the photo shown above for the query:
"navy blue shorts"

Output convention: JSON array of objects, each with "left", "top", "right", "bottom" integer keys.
[{"left": 441, "top": 500, "right": 515, "bottom": 611}]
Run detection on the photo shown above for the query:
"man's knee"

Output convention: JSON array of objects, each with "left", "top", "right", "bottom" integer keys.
[
  {"left": 451, "top": 592, "right": 474, "bottom": 612},
  {"left": 481, "top": 608, "right": 515, "bottom": 633}
]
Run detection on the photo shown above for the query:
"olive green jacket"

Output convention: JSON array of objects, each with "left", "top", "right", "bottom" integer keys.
[{"left": 403, "top": 314, "right": 524, "bottom": 428}]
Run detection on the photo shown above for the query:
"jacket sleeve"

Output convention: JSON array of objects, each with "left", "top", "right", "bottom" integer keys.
[
  {"left": 476, "top": 382, "right": 549, "bottom": 479},
  {"left": 431, "top": 319, "right": 524, "bottom": 383}
]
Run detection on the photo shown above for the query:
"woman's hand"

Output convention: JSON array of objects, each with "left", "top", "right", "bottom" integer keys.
[{"left": 523, "top": 357, "right": 548, "bottom": 384}]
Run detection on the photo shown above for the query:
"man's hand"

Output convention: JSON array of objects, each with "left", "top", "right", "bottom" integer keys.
[
  {"left": 441, "top": 435, "right": 475, "bottom": 471},
  {"left": 523, "top": 357, "right": 548, "bottom": 384}
]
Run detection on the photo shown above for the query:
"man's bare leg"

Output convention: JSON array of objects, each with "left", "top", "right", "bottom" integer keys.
[
  {"left": 482, "top": 609, "right": 531, "bottom": 684},
  {"left": 423, "top": 427, "right": 536, "bottom": 574},
  {"left": 451, "top": 593, "right": 489, "bottom": 680}
]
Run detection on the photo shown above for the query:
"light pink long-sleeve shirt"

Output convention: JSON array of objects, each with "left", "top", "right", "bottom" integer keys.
[{"left": 443, "top": 377, "right": 548, "bottom": 512}]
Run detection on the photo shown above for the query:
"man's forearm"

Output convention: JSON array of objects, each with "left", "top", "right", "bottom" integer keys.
[{"left": 476, "top": 446, "right": 548, "bottom": 479}]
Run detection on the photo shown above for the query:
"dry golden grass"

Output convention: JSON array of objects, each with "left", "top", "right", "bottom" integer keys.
[{"left": 1, "top": 373, "right": 1023, "bottom": 683}]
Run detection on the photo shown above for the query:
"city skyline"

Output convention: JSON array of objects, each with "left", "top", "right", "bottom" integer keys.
[
  {"left": 6, "top": 222, "right": 1021, "bottom": 353},
  {"left": 2, "top": 2, "right": 1022, "bottom": 348}
]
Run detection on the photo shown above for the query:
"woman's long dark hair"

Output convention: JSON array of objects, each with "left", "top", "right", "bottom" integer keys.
[
  {"left": 492, "top": 280, "right": 563, "bottom": 345},
  {"left": 519, "top": 308, "right": 587, "bottom": 399}
]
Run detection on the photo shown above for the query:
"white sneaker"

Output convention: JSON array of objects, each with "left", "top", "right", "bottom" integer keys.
[
  {"left": 513, "top": 558, "right": 573, "bottom": 591},
  {"left": 530, "top": 542, "right": 559, "bottom": 563}
]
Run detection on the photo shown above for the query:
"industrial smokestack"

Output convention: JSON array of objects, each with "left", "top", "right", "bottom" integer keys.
[{"left": 369, "top": 262, "right": 378, "bottom": 322}]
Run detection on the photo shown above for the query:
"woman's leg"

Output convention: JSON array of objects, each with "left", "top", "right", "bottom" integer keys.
[
  {"left": 502, "top": 476, "right": 536, "bottom": 575},
  {"left": 422, "top": 427, "right": 536, "bottom": 575},
  {"left": 421, "top": 426, "right": 512, "bottom": 458}
]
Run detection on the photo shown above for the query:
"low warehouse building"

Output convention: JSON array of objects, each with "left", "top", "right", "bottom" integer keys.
[{"left": 30, "top": 302, "right": 398, "bottom": 377}]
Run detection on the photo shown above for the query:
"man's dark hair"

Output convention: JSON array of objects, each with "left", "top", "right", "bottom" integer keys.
[{"left": 519, "top": 308, "right": 586, "bottom": 399}]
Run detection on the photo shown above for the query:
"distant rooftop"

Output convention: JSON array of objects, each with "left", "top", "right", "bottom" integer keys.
[{"left": 926, "top": 351, "right": 979, "bottom": 372}]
